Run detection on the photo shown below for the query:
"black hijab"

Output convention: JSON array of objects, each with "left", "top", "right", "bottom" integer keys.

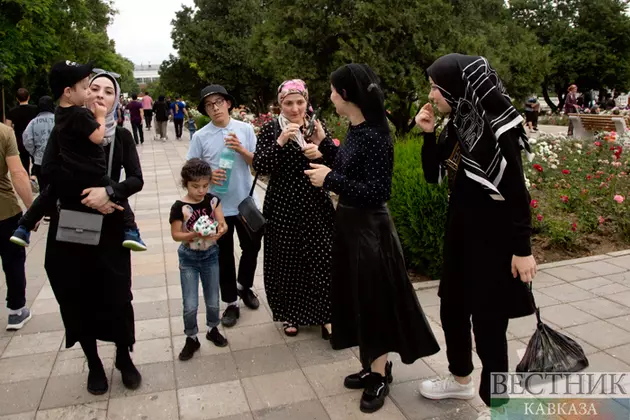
[
  {"left": 426, "top": 54, "right": 531, "bottom": 201},
  {"left": 38, "top": 96, "right": 55, "bottom": 114},
  {"left": 331, "top": 63, "right": 389, "bottom": 134}
]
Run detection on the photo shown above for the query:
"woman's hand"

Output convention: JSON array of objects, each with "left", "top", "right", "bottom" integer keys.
[
  {"left": 308, "top": 120, "right": 326, "bottom": 145},
  {"left": 303, "top": 144, "right": 323, "bottom": 160},
  {"left": 277, "top": 123, "right": 300, "bottom": 147},
  {"left": 96, "top": 200, "right": 124, "bottom": 215},
  {"left": 304, "top": 163, "right": 332, "bottom": 187},
  {"left": 512, "top": 255, "right": 537, "bottom": 283},
  {"left": 415, "top": 103, "right": 436, "bottom": 133},
  {"left": 81, "top": 187, "right": 109, "bottom": 209}
]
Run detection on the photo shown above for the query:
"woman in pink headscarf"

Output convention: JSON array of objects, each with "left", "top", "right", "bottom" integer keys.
[{"left": 253, "top": 79, "right": 335, "bottom": 338}]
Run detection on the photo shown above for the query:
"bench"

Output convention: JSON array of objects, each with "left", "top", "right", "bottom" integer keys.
[{"left": 568, "top": 114, "right": 629, "bottom": 138}]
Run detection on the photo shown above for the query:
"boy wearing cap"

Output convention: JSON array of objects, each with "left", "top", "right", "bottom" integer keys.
[
  {"left": 10, "top": 60, "right": 146, "bottom": 252},
  {"left": 186, "top": 85, "right": 261, "bottom": 327}
]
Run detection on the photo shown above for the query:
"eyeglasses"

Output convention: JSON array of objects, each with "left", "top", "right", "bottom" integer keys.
[
  {"left": 92, "top": 68, "right": 121, "bottom": 79},
  {"left": 205, "top": 98, "right": 226, "bottom": 109}
]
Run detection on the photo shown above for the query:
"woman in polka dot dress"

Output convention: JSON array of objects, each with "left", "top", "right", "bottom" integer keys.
[
  {"left": 252, "top": 80, "right": 334, "bottom": 338},
  {"left": 305, "top": 64, "right": 440, "bottom": 414}
]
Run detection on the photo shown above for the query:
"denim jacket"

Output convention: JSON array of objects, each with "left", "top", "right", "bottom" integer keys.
[{"left": 23, "top": 112, "right": 55, "bottom": 165}]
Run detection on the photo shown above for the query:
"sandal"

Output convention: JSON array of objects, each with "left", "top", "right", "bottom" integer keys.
[{"left": 283, "top": 322, "right": 299, "bottom": 337}]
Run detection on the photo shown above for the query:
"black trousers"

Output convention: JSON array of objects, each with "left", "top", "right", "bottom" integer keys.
[
  {"left": 217, "top": 216, "right": 262, "bottom": 304},
  {"left": 0, "top": 213, "right": 27, "bottom": 310},
  {"left": 440, "top": 298, "right": 509, "bottom": 407},
  {"left": 131, "top": 122, "right": 144, "bottom": 144},
  {"left": 31, "top": 164, "right": 48, "bottom": 193},
  {"left": 174, "top": 119, "right": 184, "bottom": 138},
  {"left": 19, "top": 151, "right": 30, "bottom": 175},
  {"left": 143, "top": 110, "right": 153, "bottom": 128}
]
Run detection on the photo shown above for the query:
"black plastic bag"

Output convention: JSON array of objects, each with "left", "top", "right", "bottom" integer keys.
[{"left": 516, "top": 284, "right": 589, "bottom": 373}]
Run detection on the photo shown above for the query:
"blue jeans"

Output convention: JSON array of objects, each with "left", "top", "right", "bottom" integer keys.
[{"left": 178, "top": 245, "right": 220, "bottom": 336}]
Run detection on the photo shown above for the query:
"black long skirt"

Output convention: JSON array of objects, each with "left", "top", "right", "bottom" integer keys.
[
  {"left": 330, "top": 203, "right": 440, "bottom": 366},
  {"left": 45, "top": 207, "right": 135, "bottom": 349}
]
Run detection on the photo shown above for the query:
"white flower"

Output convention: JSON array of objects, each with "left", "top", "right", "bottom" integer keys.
[
  {"left": 529, "top": 138, "right": 537, "bottom": 145},
  {"left": 551, "top": 164, "right": 558, "bottom": 169}
]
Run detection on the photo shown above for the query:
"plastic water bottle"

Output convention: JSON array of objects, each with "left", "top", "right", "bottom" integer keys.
[{"left": 213, "top": 130, "right": 235, "bottom": 195}]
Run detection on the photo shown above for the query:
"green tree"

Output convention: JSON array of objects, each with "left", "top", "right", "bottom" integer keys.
[
  {"left": 511, "top": 0, "right": 630, "bottom": 112},
  {"left": 158, "top": 55, "right": 205, "bottom": 102},
  {"left": 169, "top": 0, "right": 273, "bottom": 112},
  {"left": 1, "top": 0, "right": 137, "bottom": 117}
]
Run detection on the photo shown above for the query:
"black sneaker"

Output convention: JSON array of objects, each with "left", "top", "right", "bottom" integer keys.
[
  {"left": 86, "top": 362, "right": 108, "bottom": 395},
  {"left": 179, "top": 336, "right": 201, "bottom": 361},
  {"left": 206, "top": 327, "right": 228, "bottom": 347},
  {"left": 344, "top": 361, "right": 393, "bottom": 389},
  {"left": 238, "top": 288, "right": 260, "bottom": 310},
  {"left": 360, "top": 372, "right": 389, "bottom": 413},
  {"left": 221, "top": 305, "right": 240, "bottom": 327}
]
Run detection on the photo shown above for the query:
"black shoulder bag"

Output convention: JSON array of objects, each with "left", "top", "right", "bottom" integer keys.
[{"left": 236, "top": 125, "right": 270, "bottom": 239}]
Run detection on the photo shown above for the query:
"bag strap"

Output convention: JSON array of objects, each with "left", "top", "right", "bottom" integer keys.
[
  {"left": 247, "top": 120, "right": 279, "bottom": 197},
  {"left": 107, "top": 134, "right": 116, "bottom": 178}
]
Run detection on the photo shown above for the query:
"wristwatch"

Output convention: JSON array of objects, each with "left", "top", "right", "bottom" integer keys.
[{"left": 105, "top": 185, "right": 116, "bottom": 201}]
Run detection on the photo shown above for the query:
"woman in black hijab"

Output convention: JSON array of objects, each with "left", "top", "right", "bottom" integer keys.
[
  {"left": 305, "top": 63, "right": 439, "bottom": 414},
  {"left": 415, "top": 54, "right": 536, "bottom": 419}
]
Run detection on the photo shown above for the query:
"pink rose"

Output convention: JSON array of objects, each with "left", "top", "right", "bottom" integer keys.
[
  {"left": 614, "top": 194, "right": 625, "bottom": 204},
  {"left": 332, "top": 138, "right": 340, "bottom": 147}
]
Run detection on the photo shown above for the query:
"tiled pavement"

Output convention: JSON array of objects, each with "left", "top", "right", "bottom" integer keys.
[{"left": 1, "top": 123, "right": 630, "bottom": 419}]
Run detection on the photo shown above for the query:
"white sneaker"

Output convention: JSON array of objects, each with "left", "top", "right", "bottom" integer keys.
[{"left": 419, "top": 375, "right": 475, "bottom": 400}]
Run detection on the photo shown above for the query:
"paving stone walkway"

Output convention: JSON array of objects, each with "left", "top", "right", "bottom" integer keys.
[{"left": 1, "top": 122, "right": 630, "bottom": 419}]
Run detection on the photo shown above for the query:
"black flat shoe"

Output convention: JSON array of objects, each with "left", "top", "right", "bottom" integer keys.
[
  {"left": 238, "top": 288, "right": 260, "bottom": 310},
  {"left": 283, "top": 322, "right": 299, "bottom": 337},
  {"left": 115, "top": 348, "right": 142, "bottom": 390},
  {"left": 206, "top": 327, "right": 228, "bottom": 347},
  {"left": 221, "top": 305, "right": 240, "bottom": 328},
  {"left": 321, "top": 325, "right": 331, "bottom": 340},
  {"left": 360, "top": 372, "right": 389, "bottom": 413},
  {"left": 87, "top": 363, "right": 108, "bottom": 395},
  {"left": 344, "top": 361, "right": 393, "bottom": 390}
]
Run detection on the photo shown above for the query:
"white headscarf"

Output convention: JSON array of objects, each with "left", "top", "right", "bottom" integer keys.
[{"left": 89, "top": 72, "right": 120, "bottom": 144}]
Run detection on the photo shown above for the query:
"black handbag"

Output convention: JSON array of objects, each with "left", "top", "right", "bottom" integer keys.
[{"left": 237, "top": 173, "right": 266, "bottom": 239}]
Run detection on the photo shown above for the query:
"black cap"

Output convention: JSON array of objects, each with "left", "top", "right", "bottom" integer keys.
[
  {"left": 198, "top": 85, "right": 236, "bottom": 115},
  {"left": 49, "top": 60, "right": 94, "bottom": 101}
]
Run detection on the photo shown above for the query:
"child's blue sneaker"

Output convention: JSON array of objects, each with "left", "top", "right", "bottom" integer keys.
[
  {"left": 9, "top": 226, "right": 30, "bottom": 247},
  {"left": 122, "top": 229, "right": 147, "bottom": 252}
]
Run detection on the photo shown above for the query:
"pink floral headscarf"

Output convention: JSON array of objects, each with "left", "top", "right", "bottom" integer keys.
[{"left": 277, "top": 79, "right": 309, "bottom": 104}]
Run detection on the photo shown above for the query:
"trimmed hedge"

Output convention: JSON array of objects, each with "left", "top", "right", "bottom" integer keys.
[{"left": 389, "top": 134, "right": 448, "bottom": 280}]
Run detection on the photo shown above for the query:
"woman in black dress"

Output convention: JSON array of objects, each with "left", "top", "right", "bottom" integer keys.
[
  {"left": 305, "top": 64, "right": 439, "bottom": 414},
  {"left": 253, "top": 79, "right": 334, "bottom": 337},
  {"left": 42, "top": 71, "right": 143, "bottom": 395},
  {"left": 415, "top": 54, "right": 536, "bottom": 420}
]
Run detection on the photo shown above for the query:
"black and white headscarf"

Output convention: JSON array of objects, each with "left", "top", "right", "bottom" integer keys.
[{"left": 427, "top": 54, "right": 532, "bottom": 201}]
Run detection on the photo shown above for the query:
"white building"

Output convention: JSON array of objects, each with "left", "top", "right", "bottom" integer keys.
[{"left": 133, "top": 64, "right": 159, "bottom": 88}]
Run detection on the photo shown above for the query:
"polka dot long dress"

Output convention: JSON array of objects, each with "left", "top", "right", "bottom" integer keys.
[{"left": 252, "top": 120, "right": 335, "bottom": 326}]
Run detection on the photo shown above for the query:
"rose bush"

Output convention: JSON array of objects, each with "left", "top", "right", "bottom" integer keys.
[{"left": 525, "top": 131, "right": 630, "bottom": 249}]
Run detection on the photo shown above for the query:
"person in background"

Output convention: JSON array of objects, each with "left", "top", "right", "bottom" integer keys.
[
  {"left": 142, "top": 91, "right": 153, "bottom": 130},
  {"left": 153, "top": 95, "right": 170, "bottom": 141},
  {"left": 0, "top": 123, "right": 34, "bottom": 330},
  {"left": 117, "top": 96, "right": 125, "bottom": 127},
  {"left": 23, "top": 96, "right": 55, "bottom": 194},
  {"left": 524, "top": 96, "right": 539, "bottom": 133},
  {"left": 126, "top": 94, "right": 144, "bottom": 145},
  {"left": 564, "top": 84, "right": 579, "bottom": 136},
  {"left": 171, "top": 95, "right": 189, "bottom": 140},
  {"left": 5, "top": 88, "right": 39, "bottom": 174},
  {"left": 187, "top": 116, "right": 197, "bottom": 140}
]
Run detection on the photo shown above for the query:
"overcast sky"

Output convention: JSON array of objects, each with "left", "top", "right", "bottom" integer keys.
[{"left": 107, "top": 0, "right": 195, "bottom": 66}]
